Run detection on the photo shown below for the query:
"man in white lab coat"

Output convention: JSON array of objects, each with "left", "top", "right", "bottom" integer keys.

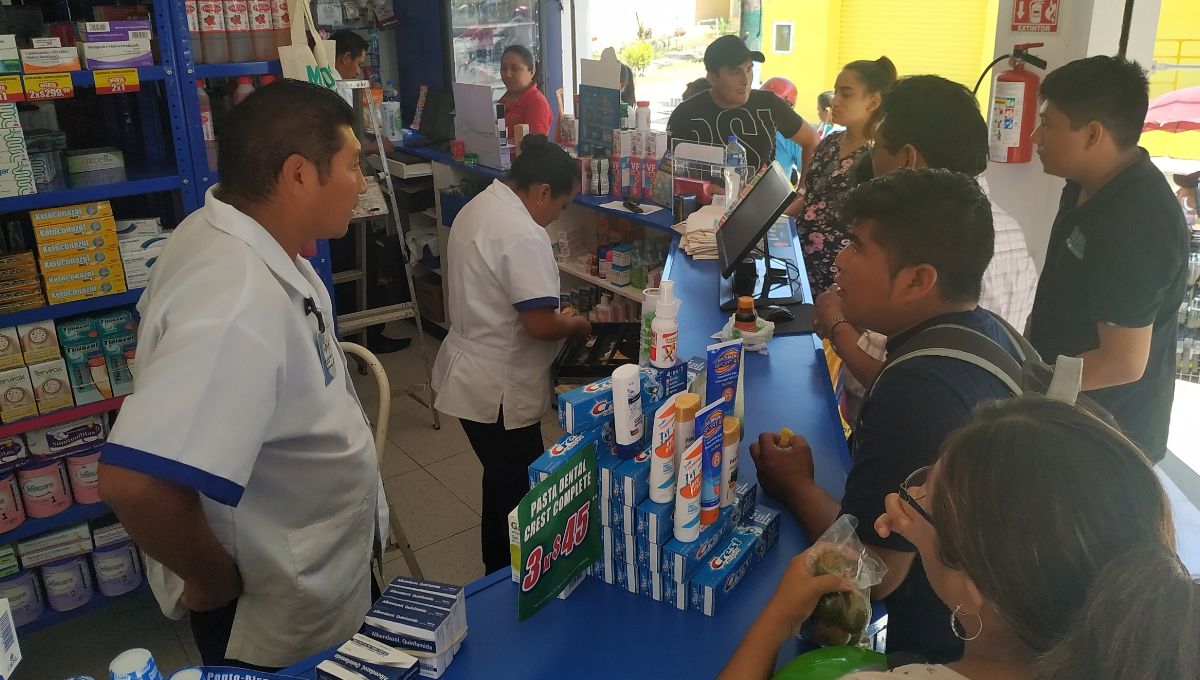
[{"left": 98, "top": 80, "right": 382, "bottom": 671}]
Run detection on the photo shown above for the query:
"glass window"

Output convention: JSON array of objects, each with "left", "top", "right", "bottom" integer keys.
[{"left": 773, "top": 21, "right": 794, "bottom": 54}]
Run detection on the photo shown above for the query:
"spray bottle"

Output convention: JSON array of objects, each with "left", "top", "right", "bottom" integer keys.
[{"left": 650, "top": 279, "right": 679, "bottom": 368}]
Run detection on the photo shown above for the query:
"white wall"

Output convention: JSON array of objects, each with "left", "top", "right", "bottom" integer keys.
[{"left": 981, "top": 0, "right": 1163, "bottom": 269}]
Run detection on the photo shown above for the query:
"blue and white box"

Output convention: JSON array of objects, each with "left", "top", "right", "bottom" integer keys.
[
  {"left": 733, "top": 480, "right": 759, "bottom": 525},
  {"left": 362, "top": 597, "right": 457, "bottom": 655},
  {"left": 635, "top": 534, "right": 662, "bottom": 573},
  {"left": 638, "top": 565, "right": 664, "bottom": 601},
  {"left": 529, "top": 426, "right": 611, "bottom": 488},
  {"left": 745, "top": 507, "right": 781, "bottom": 552},
  {"left": 612, "top": 449, "right": 650, "bottom": 506},
  {"left": 663, "top": 575, "right": 689, "bottom": 610},
  {"left": 597, "top": 447, "right": 622, "bottom": 503},
  {"left": 382, "top": 584, "right": 464, "bottom": 636},
  {"left": 662, "top": 506, "right": 734, "bottom": 581},
  {"left": 636, "top": 498, "right": 674, "bottom": 544},
  {"left": 639, "top": 362, "right": 687, "bottom": 405},
  {"left": 558, "top": 377, "right": 614, "bottom": 434},
  {"left": 316, "top": 635, "right": 420, "bottom": 680},
  {"left": 688, "top": 525, "right": 769, "bottom": 616},
  {"left": 610, "top": 497, "right": 634, "bottom": 535},
  {"left": 604, "top": 526, "right": 636, "bottom": 565}
]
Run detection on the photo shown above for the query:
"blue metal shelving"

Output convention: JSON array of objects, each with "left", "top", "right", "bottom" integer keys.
[
  {"left": 0, "top": 290, "right": 142, "bottom": 330},
  {"left": 19, "top": 579, "right": 151, "bottom": 634},
  {"left": 0, "top": 501, "right": 113, "bottom": 547},
  {"left": 69, "top": 66, "right": 169, "bottom": 86},
  {"left": 195, "top": 61, "right": 282, "bottom": 78},
  {"left": 0, "top": 175, "right": 183, "bottom": 214}
]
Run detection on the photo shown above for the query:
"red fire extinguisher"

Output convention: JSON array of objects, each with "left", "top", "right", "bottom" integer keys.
[{"left": 982, "top": 43, "right": 1047, "bottom": 164}]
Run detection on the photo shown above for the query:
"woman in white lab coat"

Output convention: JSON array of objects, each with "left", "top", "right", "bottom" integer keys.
[{"left": 432, "top": 135, "right": 591, "bottom": 573}]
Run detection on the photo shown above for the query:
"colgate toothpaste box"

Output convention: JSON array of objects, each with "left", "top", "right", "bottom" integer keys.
[
  {"left": 688, "top": 524, "right": 769, "bottom": 616},
  {"left": 662, "top": 506, "right": 734, "bottom": 581},
  {"left": 558, "top": 377, "right": 613, "bottom": 434}
]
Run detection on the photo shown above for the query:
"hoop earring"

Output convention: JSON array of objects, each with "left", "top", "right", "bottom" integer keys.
[
  {"left": 537, "top": 200, "right": 544, "bottom": 206},
  {"left": 951, "top": 604, "right": 982, "bottom": 641}
]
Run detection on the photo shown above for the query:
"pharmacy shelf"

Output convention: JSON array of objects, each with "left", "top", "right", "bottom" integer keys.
[
  {"left": 19, "top": 578, "right": 150, "bottom": 634},
  {"left": 194, "top": 61, "right": 283, "bottom": 78},
  {"left": 0, "top": 396, "right": 126, "bottom": 439},
  {"left": 0, "top": 500, "right": 112, "bottom": 546},
  {"left": 0, "top": 173, "right": 184, "bottom": 214},
  {"left": 70, "top": 66, "right": 169, "bottom": 86},
  {"left": 558, "top": 261, "right": 643, "bottom": 302},
  {"left": 570, "top": 193, "right": 675, "bottom": 233},
  {"left": 0, "top": 289, "right": 142, "bottom": 330}
]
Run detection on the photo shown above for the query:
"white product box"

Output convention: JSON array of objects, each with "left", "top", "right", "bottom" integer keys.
[
  {"left": 118, "top": 234, "right": 168, "bottom": 256},
  {"left": 77, "top": 39, "right": 152, "bottom": 70},
  {"left": 19, "top": 47, "right": 81, "bottom": 73},
  {"left": 114, "top": 217, "right": 161, "bottom": 237},
  {"left": 0, "top": 326, "right": 21, "bottom": 369},
  {"left": 29, "top": 358, "right": 73, "bottom": 414},
  {"left": 612, "top": 129, "right": 633, "bottom": 157}
]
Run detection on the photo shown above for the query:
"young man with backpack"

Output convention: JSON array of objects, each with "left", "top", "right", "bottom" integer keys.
[{"left": 751, "top": 168, "right": 1026, "bottom": 664}]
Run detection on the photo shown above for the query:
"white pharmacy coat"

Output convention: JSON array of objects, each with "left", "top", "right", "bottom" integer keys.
[
  {"left": 102, "top": 187, "right": 386, "bottom": 668},
  {"left": 432, "top": 179, "right": 562, "bottom": 429}
]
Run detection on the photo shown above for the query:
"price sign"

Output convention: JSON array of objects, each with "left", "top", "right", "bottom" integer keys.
[
  {"left": 24, "top": 74, "right": 73, "bottom": 101},
  {"left": 0, "top": 76, "right": 24, "bottom": 102},
  {"left": 94, "top": 69, "right": 140, "bottom": 95}
]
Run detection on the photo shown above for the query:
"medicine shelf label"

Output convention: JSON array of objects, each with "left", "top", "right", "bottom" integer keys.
[
  {"left": 0, "top": 76, "right": 24, "bottom": 102},
  {"left": 94, "top": 69, "right": 139, "bottom": 95},
  {"left": 24, "top": 74, "right": 73, "bottom": 101}
]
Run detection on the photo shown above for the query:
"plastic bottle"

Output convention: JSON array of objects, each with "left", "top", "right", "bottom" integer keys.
[
  {"left": 721, "top": 417, "right": 740, "bottom": 507},
  {"left": 271, "top": 0, "right": 291, "bottom": 48},
  {"left": 734, "top": 296, "right": 758, "bottom": 333},
  {"left": 631, "top": 240, "right": 646, "bottom": 290},
  {"left": 620, "top": 102, "right": 630, "bottom": 129},
  {"left": 197, "top": 0, "right": 229, "bottom": 63},
  {"left": 384, "top": 81, "right": 399, "bottom": 103},
  {"left": 260, "top": 74, "right": 276, "bottom": 86},
  {"left": 648, "top": 393, "right": 681, "bottom": 504},
  {"left": 224, "top": 0, "right": 254, "bottom": 62},
  {"left": 232, "top": 76, "right": 254, "bottom": 104},
  {"left": 197, "top": 80, "right": 218, "bottom": 171},
  {"left": 186, "top": 0, "right": 205, "bottom": 64},
  {"left": 595, "top": 294, "right": 612, "bottom": 323},
  {"left": 611, "top": 364, "right": 644, "bottom": 460},
  {"left": 650, "top": 279, "right": 679, "bottom": 368},
  {"left": 248, "top": 0, "right": 276, "bottom": 61},
  {"left": 724, "top": 134, "right": 745, "bottom": 170},
  {"left": 635, "top": 100, "right": 651, "bottom": 130},
  {"left": 640, "top": 287, "right": 659, "bottom": 366}
]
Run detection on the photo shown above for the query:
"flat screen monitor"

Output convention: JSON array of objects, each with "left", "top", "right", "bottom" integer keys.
[{"left": 716, "top": 162, "right": 797, "bottom": 278}]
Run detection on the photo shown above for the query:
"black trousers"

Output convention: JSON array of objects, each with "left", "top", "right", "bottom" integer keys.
[
  {"left": 459, "top": 406, "right": 545, "bottom": 574},
  {"left": 191, "top": 571, "right": 382, "bottom": 669}
]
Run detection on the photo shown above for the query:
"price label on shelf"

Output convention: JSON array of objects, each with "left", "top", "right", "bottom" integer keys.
[
  {"left": 0, "top": 76, "right": 24, "bottom": 102},
  {"left": 24, "top": 73, "right": 73, "bottom": 101},
  {"left": 94, "top": 68, "right": 140, "bottom": 95}
]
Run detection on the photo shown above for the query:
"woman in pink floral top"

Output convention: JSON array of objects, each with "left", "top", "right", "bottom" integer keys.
[{"left": 796, "top": 57, "right": 897, "bottom": 294}]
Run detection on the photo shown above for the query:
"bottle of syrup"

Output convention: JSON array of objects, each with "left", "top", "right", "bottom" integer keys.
[{"left": 734, "top": 296, "right": 758, "bottom": 333}]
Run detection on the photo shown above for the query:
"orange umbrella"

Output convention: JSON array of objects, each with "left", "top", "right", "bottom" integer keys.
[{"left": 1144, "top": 85, "right": 1200, "bottom": 133}]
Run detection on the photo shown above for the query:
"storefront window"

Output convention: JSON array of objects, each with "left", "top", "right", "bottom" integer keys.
[{"left": 450, "top": 0, "right": 542, "bottom": 99}]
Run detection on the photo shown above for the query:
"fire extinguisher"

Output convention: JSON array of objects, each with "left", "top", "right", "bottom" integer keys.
[{"left": 974, "top": 43, "right": 1047, "bottom": 163}]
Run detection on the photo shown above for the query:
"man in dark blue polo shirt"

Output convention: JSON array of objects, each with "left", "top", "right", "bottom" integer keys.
[
  {"left": 1028, "top": 56, "right": 1189, "bottom": 463},
  {"left": 751, "top": 169, "right": 1018, "bottom": 663}
]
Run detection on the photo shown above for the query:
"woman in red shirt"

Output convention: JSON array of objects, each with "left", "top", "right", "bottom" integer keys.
[{"left": 500, "top": 45, "right": 552, "bottom": 137}]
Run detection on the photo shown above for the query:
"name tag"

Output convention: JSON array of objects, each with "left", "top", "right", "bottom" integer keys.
[
  {"left": 314, "top": 328, "right": 336, "bottom": 386},
  {"left": 1066, "top": 226, "right": 1087, "bottom": 260}
]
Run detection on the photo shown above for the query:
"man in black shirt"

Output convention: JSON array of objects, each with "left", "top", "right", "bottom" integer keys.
[
  {"left": 1028, "top": 56, "right": 1189, "bottom": 463},
  {"left": 751, "top": 169, "right": 1019, "bottom": 663},
  {"left": 666, "top": 35, "right": 818, "bottom": 175}
]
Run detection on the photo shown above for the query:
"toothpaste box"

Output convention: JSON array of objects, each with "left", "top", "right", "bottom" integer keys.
[
  {"left": 594, "top": 548, "right": 616, "bottom": 584},
  {"left": 612, "top": 448, "right": 650, "bottom": 506},
  {"left": 638, "top": 565, "right": 664, "bottom": 601},
  {"left": 79, "top": 39, "right": 153, "bottom": 69},
  {"left": 0, "top": 435, "right": 28, "bottom": 474},
  {"left": 635, "top": 533, "right": 662, "bottom": 573},
  {"left": 114, "top": 217, "right": 161, "bottom": 237},
  {"left": 32, "top": 217, "right": 115, "bottom": 244},
  {"left": 609, "top": 496, "right": 634, "bottom": 535},
  {"left": 733, "top": 480, "right": 759, "bottom": 525},
  {"left": 618, "top": 556, "right": 637, "bottom": 593},
  {"left": 636, "top": 497, "right": 674, "bottom": 544},
  {"left": 686, "top": 355, "right": 706, "bottom": 386},
  {"left": 745, "top": 507, "right": 781, "bottom": 552},
  {"left": 596, "top": 446, "right": 622, "bottom": 504},
  {"left": 663, "top": 574, "right": 689, "bottom": 610},
  {"left": 557, "top": 377, "right": 613, "bottom": 434},
  {"left": 20, "top": 47, "right": 81, "bottom": 72},
  {"left": 25, "top": 414, "right": 107, "bottom": 459},
  {"left": 362, "top": 597, "right": 456, "bottom": 655},
  {"left": 557, "top": 570, "right": 587, "bottom": 601},
  {"left": 0, "top": 326, "right": 22, "bottom": 369},
  {"left": 528, "top": 425, "right": 610, "bottom": 488},
  {"left": 639, "top": 361, "right": 687, "bottom": 406},
  {"left": 662, "top": 506, "right": 734, "bottom": 581},
  {"left": 688, "top": 524, "right": 769, "bottom": 616}
]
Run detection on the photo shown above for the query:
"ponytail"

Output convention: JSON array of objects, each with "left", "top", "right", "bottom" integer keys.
[
  {"left": 506, "top": 134, "right": 581, "bottom": 198},
  {"left": 844, "top": 56, "right": 898, "bottom": 94},
  {"left": 1033, "top": 542, "right": 1200, "bottom": 680}
]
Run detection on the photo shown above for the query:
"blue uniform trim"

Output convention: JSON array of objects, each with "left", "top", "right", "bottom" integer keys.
[
  {"left": 513, "top": 296, "right": 560, "bottom": 311},
  {"left": 100, "top": 442, "right": 246, "bottom": 507}
]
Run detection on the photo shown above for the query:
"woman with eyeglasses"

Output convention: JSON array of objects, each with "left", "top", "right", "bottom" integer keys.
[{"left": 718, "top": 395, "right": 1199, "bottom": 680}]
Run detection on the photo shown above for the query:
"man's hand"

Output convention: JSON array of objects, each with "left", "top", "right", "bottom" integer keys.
[
  {"left": 749, "top": 430, "right": 815, "bottom": 503},
  {"left": 181, "top": 561, "right": 244, "bottom": 612},
  {"left": 813, "top": 286, "right": 847, "bottom": 339}
]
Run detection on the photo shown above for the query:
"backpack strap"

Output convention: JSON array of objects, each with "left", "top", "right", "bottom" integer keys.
[
  {"left": 869, "top": 323, "right": 1026, "bottom": 398},
  {"left": 978, "top": 311, "right": 1083, "bottom": 406}
]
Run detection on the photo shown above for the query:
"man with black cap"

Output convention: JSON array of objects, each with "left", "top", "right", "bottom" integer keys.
[{"left": 667, "top": 35, "right": 818, "bottom": 177}]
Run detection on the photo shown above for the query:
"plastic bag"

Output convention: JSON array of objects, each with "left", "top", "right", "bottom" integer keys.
[
  {"left": 712, "top": 315, "right": 776, "bottom": 354},
  {"left": 804, "top": 515, "right": 887, "bottom": 647}
]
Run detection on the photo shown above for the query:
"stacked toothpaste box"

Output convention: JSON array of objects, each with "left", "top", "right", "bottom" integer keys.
[
  {"left": 349, "top": 575, "right": 467, "bottom": 679},
  {"left": 530, "top": 362, "right": 781, "bottom": 616}
]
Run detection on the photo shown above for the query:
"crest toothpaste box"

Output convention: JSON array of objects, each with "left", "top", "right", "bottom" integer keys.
[
  {"left": 635, "top": 534, "right": 662, "bottom": 573},
  {"left": 558, "top": 377, "right": 613, "bottom": 434},
  {"left": 662, "top": 506, "right": 734, "bottom": 581},
  {"left": 596, "top": 445, "right": 622, "bottom": 504},
  {"left": 663, "top": 574, "right": 689, "bottom": 610},
  {"left": 636, "top": 497, "right": 674, "bottom": 544},
  {"left": 609, "top": 496, "right": 634, "bottom": 535},
  {"left": 733, "top": 480, "right": 759, "bottom": 525},
  {"left": 638, "top": 565, "right": 664, "bottom": 601},
  {"left": 528, "top": 425, "right": 611, "bottom": 488},
  {"left": 689, "top": 524, "right": 769, "bottom": 616},
  {"left": 745, "top": 507, "right": 781, "bottom": 552},
  {"left": 612, "top": 447, "right": 650, "bottom": 507}
]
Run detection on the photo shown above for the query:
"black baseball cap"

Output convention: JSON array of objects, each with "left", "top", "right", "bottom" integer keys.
[{"left": 704, "top": 35, "right": 765, "bottom": 73}]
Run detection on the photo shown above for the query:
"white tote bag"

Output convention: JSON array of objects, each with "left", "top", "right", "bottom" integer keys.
[{"left": 278, "top": 0, "right": 337, "bottom": 89}]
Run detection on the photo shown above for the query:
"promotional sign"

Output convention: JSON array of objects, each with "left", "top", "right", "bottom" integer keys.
[
  {"left": 1011, "top": 0, "right": 1060, "bottom": 33},
  {"left": 23, "top": 74, "right": 73, "bottom": 101},
  {"left": 0, "top": 77, "right": 23, "bottom": 103},
  {"left": 511, "top": 443, "right": 601, "bottom": 621},
  {"left": 94, "top": 69, "right": 140, "bottom": 95}
]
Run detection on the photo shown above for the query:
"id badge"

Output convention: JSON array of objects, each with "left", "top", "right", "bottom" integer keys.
[{"left": 314, "top": 328, "right": 336, "bottom": 386}]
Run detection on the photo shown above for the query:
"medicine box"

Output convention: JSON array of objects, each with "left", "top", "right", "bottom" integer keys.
[
  {"left": 36, "top": 233, "right": 115, "bottom": 260},
  {"left": 17, "top": 522, "right": 93, "bottom": 568},
  {"left": 20, "top": 46, "right": 81, "bottom": 73},
  {"left": 42, "top": 262, "right": 124, "bottom": 289},
  {"left": 0, "top": 276, "right": 40, "bottom": 294},
  {"left": 649, "top": 131, "right": 669, "bottom": 159},
  {"left": 95, "top": 308, "right": 133, "bottom": 336},
  {"left": 612, "top": 129, "right": 633, "bottom": 157},
  {"left": 0, "top": 298, "right": 42, "bottom": 315},
  {"left": 17, "top": 320, "right": 58, "bottom": 365},
  {"left": 117, "top": 233, "right": 167, "bottom": 256},
  {"left": 62, "top": 337, "right": 110, "bottom": 404},
  {"left": 114, "top": 217, "right": 161, "bottom": 237},
  {"left": 608, "top": 264, "right": 631, "bottom": 287},
  {"left": 90, "top": 518, "right": 130, "bottom": 549},
  {"left": 32, "top": 216, "right": 115, "bottom": 244},
  {"left": 45, "top": 278, "right": 125, "bottom": 304},
  {"left": 26, "top": 414, "right": 107, "bottom": 458},
  {"left": 0, "top": 36, "right": 19, "bottom": 74},
  {"left": 0, "top": 326, "right": 21, "bottom": 370},
  {"left": 82, "top": 20, "right": 153, "bottom": 42},
  {"left": 56, "top": 317, "right": 97, "bottom": 344},
  {"left": 101, "top": 331, "right": 135, "bottom": 396},
  {"left": 362, "top": 598, "right": 457, "bottom": 655},
  {"left": 0, "top": 104, "right": 18, "bottom": 130},
  {"left": 29, "top": 358, "right": 72, "bottom": 414},
  {"left": 0, "top": 544, "right": 17, "bottom": 578},
  {"left": 121, "top": 249, "right": 157, "bottom": 289},
  {"left": 65, "top": 147, "right": 125, "bottom": 174},
  {"left": 78, "top": 39, "right": 153, "bottom": 69},
  {"left": 31, "top": 201, "right": 114, "bottom": 227},
  {"left": 0, "top": 435, "right": 28, "bottom": 474},
  {"left": 0, "top": 283, "right": 42, "bottom": 309},
  {"left": 0, "top": 365, "right": 35, "bottom": 423},
  {"left": 688, "top": 524, "right": 769, "bottom": 616},
  {"left": 0, "top": 261, "right": 37, "bottom": 282},
  {"left": 39, "top": 247, "right": 121, "bottom": 275},
  {"left": 662, "top": 506, "right": 734, "bottom": 581}
]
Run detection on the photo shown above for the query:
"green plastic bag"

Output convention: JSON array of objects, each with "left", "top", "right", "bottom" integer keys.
[{"left": 772, "top": 646, "right": 887, "bottom": 680}]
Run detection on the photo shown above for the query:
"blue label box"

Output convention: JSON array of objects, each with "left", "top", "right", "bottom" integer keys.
[
  {"left": 558, "top": 377, "right": 614, "bottom": 434},
  {"left": 639, "top": 362, "right": 686, "bottom": 405},
  {"left": 635, "top": 534, "right": 662, "bottom": 573},
  {"left": 745, "top": 507, "right": 781, "bottom": 552},
  {"left": 609, "top": 496, "right": 634, "bottom": 535},
  {"left": 663, "top": 574, "right": 689, "bottom": 610},
  {"left": 612, "top": 449, "right": 650, "bottom": 507},
  {"left": 733, "top": 480, "right": 759, "bottom": 525},
  {"left": 662, "top": 506, "right": 734, "bottom": 581},
  {"left": 636, "top": 497, "right": 674, "bottom": 545},
  {"left": 637, "top": 565, "right": 664, "bottom": 601},
  {"left": 689, "top": 524, "right": 771, "bottom": 616}
]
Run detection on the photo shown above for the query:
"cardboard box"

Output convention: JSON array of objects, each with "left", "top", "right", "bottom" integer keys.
[
  {"left": 38, "top": 246, "right": 121, "bottom": 274},
  {"left": 62, "top": 337, "right": 109, "bottom": 404},
  {"left": 0, "top": 326, "right": 21, "bottom": 369},
  {"left": 0, "top": 162, "right": 35, "bottom": 197},
  {"left": 16, "top": 522, "right": 93, "bottom": 568},
  {"left": 30, "top": 38, "right": 61, "bottom": 48},
  {"left": 32, "top": 216, "right": 115, "bottom": 244},
  {"left": 117, "top": 233, "right": 167, "bottom": 255},
  {"left": 65, "top": 147, "right": 124, "bottom": 174},
  {"left": 30, "top": 201, "right": 113, "bottom": 226},
  {"left": 0, "top": 262, "right": 37, "bottom": 282},
  {"left": 36, "top": 233, "right": 117, "bottom": 259},
  {"left": 101, "top": 330, "right": 135, "bottom": 396},
  {"left": 0, "top": 366, "right": 35, "bottom": 423},
  {"left": 19, "top": 47, "right": 81, "bottom": 73},
  {"left": 121, "top": 250, "right": 156, "bottom": 289},
  {"left": 82, "top": 20, "right": 153, "bottom": 42},
  {"left": 0, "top": 281, "right": 42, "bottom": 305},
  {"left": 25, "top": 414, "right": 106, "bottom": 458},
  {"left": 45, "top": 278, "right": 125, "bottom": 304},
  {"left": 78, "top": 39, "right": 152, "bottom": 69},
  {"left": 94, "top": 308, "right": 133, "bottom": 336},
  {"left": 17, "top": 319, "right": 59, "bottom": 364},
  {"left": 0, "top": 435, "right": 29, "bottom": 474},
  {"left": 114, "top": 217, "right": 160, "bottom": 237},
  {"left": 0, "top": 299, "right": 42, "bottom": 314},
  {"left": 55, "top": 318, "right": 96, "bottom": 344},
  {"left": 0, "top": 104, "right": 18, "bottom": 130},
  {"left": 41, "top": 261, "right": 123, "bottom": 289},
  {"left": 0, "top": 543, "right": 19, "bottom": 578},
  {"left": 0, "top": 36, "right": 20, "bottom": 74},
  {"left": 29, "top": 358, "right": 73, "bottom": 414}
]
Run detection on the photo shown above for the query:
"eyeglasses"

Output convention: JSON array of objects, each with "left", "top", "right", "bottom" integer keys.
[{"left": 899, "top": 465, "right": 936, "bottom": 527}]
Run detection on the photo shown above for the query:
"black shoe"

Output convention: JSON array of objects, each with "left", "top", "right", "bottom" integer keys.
[{"left": 367, "top": 335, "right": 412, "bottom": 354}]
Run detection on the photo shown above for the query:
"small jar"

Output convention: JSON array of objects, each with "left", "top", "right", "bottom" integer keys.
[
  {"left": 66, "top": 450, "right": 102, "bottom": 504},
  {"left": 0, "top": 471, "right": 25, "bottom": 532},
  {"left": 41, "top": 555, "right": 93, "bottom": 612},
  {"left": 0, "top": 569, "right": 44, "bottom": 626},
  {"left": 92, "top": 540, "right": 143, "bottom": 597},
  {"left": 17, "top": 459, "right": 72, "bottom": 519}
]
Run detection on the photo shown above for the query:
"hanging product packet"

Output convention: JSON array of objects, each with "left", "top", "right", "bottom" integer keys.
[{"left": 802, "top": 515, "right": 887, "bottom": 648}]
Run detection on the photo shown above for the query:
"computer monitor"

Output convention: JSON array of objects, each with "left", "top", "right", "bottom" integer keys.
[{"left": 717, "top": 162, "right": 797, "bottom": 278}]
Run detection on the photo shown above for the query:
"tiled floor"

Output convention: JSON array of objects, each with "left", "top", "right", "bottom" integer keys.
[{"left": 16, "top": 321, "right": 497, "bottom": 679}]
